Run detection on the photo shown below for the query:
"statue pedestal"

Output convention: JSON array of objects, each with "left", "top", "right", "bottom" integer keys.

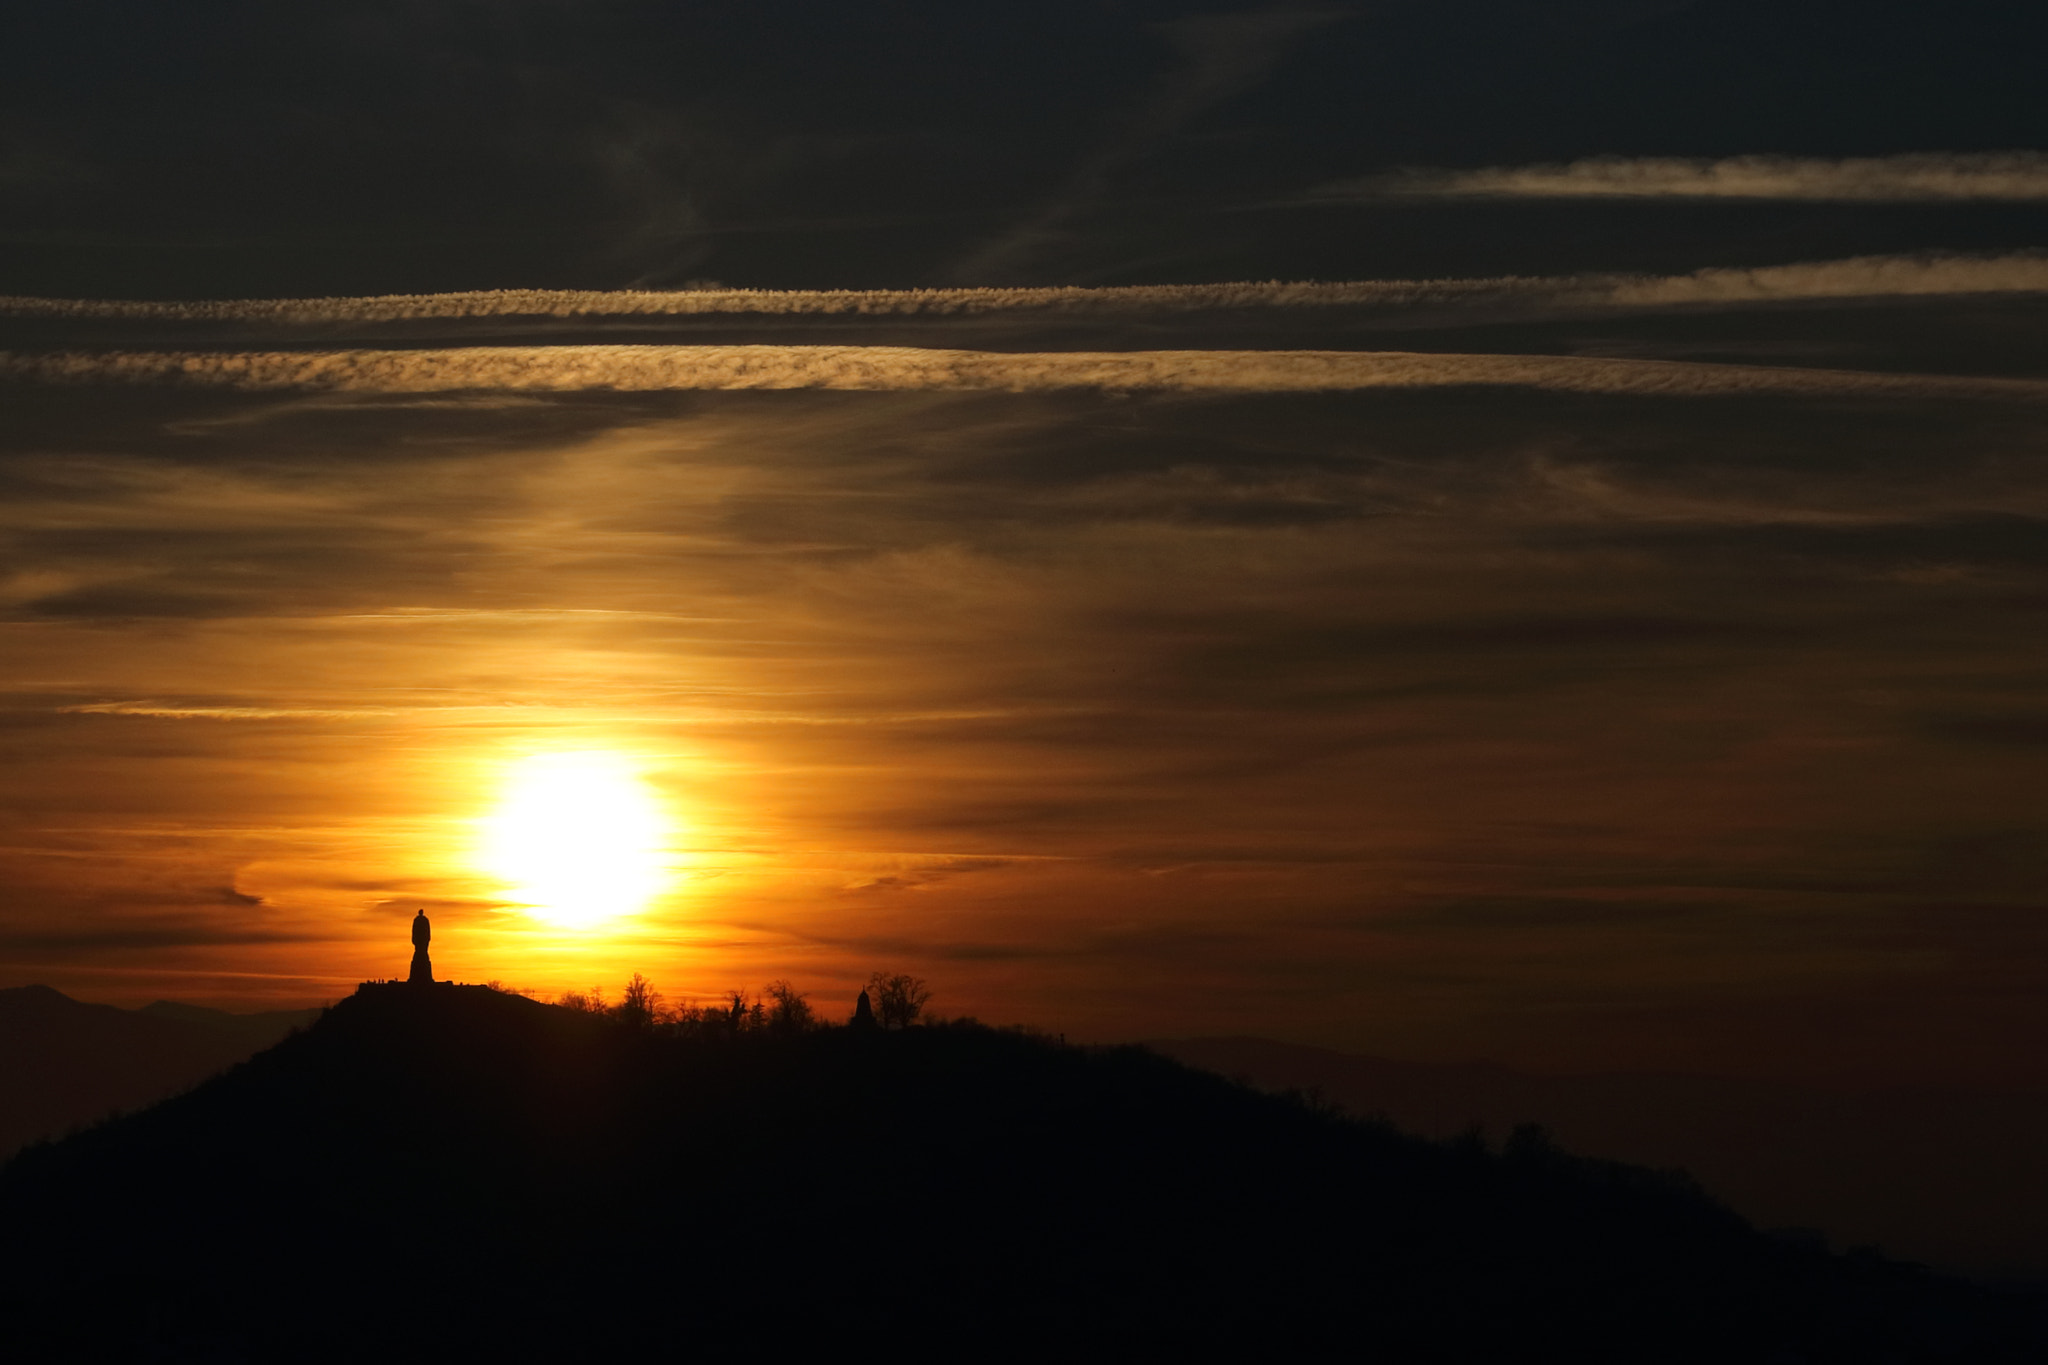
[{"left": 408, "top": 948, "right": 434, "bottom": 985}]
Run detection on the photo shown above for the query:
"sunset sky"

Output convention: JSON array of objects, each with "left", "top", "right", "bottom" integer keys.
[{"left": 4, "top": 0, "right": 2046, "bottom": 1087}]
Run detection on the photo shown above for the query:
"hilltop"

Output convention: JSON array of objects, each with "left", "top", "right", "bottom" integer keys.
[{"left": 1, "top": 984, "right": 2039, "bottom": 1361}]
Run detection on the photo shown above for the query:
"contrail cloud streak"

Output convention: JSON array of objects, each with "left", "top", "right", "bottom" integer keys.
[
  {"left": 4, "top": 253, "right": 2046, "bottom": 327},
  {"left": 7, "top": 345, "right": 2045, "bottom": 401},
  {"left": 1333, "top": 152, "right": 2048, "bottom": 202}
]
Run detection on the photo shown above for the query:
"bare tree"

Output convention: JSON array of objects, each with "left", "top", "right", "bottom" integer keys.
[
  {"left": 867, "top": 972, "right": 932, "bottom": 1030},
  {"left": 616, "top": 973, "right": 663, "bottom": 1030},
  {"left": 559, "top": 986, "right": 608, "bottom": 1014},
  {"left": 764, "top": 980, "right": 815, "bottom": 1033}
]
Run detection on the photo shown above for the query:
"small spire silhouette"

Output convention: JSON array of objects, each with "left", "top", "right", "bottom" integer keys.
[
  {"left": 408, "top": 909, "right": 433, "bottom": 985},
  {"left": 850, "top": 987, "right": 876, "bottom": 1029}
]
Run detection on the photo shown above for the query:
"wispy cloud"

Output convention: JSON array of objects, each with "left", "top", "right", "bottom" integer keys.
[
  {"left": 8, "top": 344, "right": 2044, "bottom": 401},
  {"left": 1326, "top": 152, "right": 2048, "bottom": 202},
  {"left": 1607, "top": 254, "right": 2048, "bottom": 305},
  {"left": 59, "top": 702, "right": 393, "bottom": 720}
]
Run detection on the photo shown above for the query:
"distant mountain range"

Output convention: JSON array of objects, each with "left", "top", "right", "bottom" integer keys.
[
  {"left": 4, "top": 983, "right": 2040, "bottom": 1359},
  {"left": 0, "top": 984, "right": 320, "bottom": 1158},
  {"left": 1151, "top": 1037, "right": 2048, "bottom": 1279}
]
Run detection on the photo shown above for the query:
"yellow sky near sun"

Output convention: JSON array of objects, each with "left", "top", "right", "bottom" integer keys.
[{"left": 478, "top": 751, "right": 674, "bottom": 929}]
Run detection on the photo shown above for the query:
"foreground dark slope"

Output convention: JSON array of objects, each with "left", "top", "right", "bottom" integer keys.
[{"left": 1, "top": 987, "right": 2037, "bottom": 1361}]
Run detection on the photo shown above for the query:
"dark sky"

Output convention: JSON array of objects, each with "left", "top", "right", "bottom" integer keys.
[
  {"left": 1, "top": 1, "right": 2045, "bottom": 1089},
  {"left": 5, "top": 0, "right": 2048, "bottom": 295}
]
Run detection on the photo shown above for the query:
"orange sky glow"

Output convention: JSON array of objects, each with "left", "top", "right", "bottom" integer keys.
[{"left": 3, "top": 312, "right": 2046, "bottom": 1087}]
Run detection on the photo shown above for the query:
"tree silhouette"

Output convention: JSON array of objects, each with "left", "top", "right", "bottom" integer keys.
[
  {"left": 764, "top": 980, "right": 814, "bottom": 1034},
  {"left": 616, "top": 974, "right": 663, "bottom": 1030},
  {"left": 868, "top": 973, "right": 931, "bottom": 1030},
  {"left": 557, "top": 986, "right": 607, "bottom": 1014}
]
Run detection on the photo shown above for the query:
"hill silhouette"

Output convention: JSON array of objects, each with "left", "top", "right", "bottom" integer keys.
[
  {"left": 0, "top": 984, "right": 321, "bottom": 1159},
  {"left": 2, "top": 984, "right": 2040, "bottom": 1361}
]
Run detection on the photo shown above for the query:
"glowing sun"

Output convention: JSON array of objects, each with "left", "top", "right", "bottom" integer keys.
[{"left": 480, "top": 752, "right": 672, "bottom": 928}]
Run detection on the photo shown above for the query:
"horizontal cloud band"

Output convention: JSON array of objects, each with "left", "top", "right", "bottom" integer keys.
[
  {"left": 1331, "top": 152, "right": 2048, "bottom": 202},
  {"left": 6, "top": 345, "right": 2045, "bottom": 401},
  {"left": 0, "top": 280, "right": 1539, "bottom": 323},
  {"left": 4, "top": 254, "right": 2046, "bottom": 327}
]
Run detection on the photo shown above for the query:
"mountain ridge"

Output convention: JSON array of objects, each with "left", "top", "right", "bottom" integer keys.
[{"left": 0, "top": 983, "right": 322, "bottom": 1159}]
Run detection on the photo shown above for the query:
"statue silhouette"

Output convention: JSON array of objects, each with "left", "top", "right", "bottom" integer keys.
[{"left": 408, "top": 910, "right": 433, "bottom": 985}]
